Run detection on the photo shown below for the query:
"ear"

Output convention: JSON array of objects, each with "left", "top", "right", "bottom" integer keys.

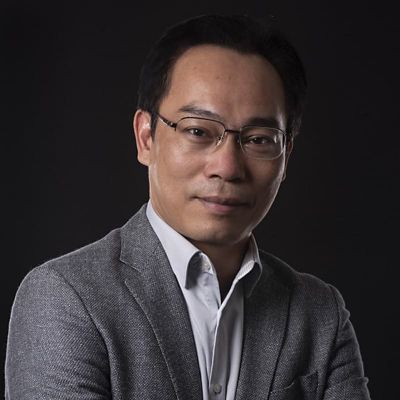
[
  {"left": 133, "top": 109, "right": 153, "bottom": 166},
  {"left": 282, "top": 138, "right": 293, "bottom": 181}
]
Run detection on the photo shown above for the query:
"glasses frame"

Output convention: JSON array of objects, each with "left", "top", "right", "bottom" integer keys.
[{"left": 155, "top": 112, "right": 289, "bottom": 160}]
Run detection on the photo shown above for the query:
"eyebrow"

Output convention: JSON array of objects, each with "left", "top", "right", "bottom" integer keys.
[
  {"left": 177, "top": 104, "right": 282, "bottom": 129},
  {"left": 178, "top": 105, "right": 221, "bottom": 119}
]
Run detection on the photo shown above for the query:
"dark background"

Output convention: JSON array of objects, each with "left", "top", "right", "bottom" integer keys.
[{"left": 2, "top": 0, "right": 399, "bottom": 398}]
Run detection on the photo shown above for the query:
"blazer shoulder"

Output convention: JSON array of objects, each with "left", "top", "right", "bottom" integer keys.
[
  {"left": 38, "top": 226, "right": 123, "bottom": 277},
  {"left": 259, "top": 249, "right": 341, "bottom": 311},
  {"left": 13, "top": 205, "right": 153, "bottom": 305},
  {"left": 24, "top": 205, "right": 150, "bottom": 283},
  {"left": 260, "top": 250, "right": 330, "bottom": 287}
]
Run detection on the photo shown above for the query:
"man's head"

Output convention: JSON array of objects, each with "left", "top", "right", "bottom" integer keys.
[
  {"left": 134, "top": 15, "right": 307, "bottom": 252},
  {"left": 137, "top": 14, "right": 307, "bottom": 139}
]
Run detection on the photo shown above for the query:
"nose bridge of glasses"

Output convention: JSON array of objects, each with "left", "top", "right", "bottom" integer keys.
[{"left": 216, "top": 128, "right": 242, "bottom": 145}]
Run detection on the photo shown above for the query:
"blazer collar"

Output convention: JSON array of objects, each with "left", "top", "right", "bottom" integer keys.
[
  {"left": 119, "top": 205, "right": 292, "bottom": 400},
  {"left": 120, "top": 204, "right": 203, "bottom": 400},
  {"left": 236, "top": 255, "right": 291, "bottom": 400}
]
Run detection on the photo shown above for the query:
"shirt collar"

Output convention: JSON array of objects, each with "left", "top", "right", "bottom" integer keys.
[
  {"left": 238, "top": 235, "right": 263, "bottom": 297},
  {"left": 146, "top": 200, "right": 262, "bottom": 297}
]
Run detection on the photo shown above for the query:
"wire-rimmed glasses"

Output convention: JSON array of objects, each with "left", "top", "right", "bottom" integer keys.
[{"left": 156, "top": 113, "right": 288, "bottom": 160}]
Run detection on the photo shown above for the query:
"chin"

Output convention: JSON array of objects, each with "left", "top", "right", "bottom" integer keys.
[{"left": 183, "top": 222, "right": 251, "bottom": 247}]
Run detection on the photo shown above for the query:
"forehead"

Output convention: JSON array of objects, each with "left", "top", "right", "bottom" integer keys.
[{"left": 161, "top": 45, "right": 286, "bottom": 125}]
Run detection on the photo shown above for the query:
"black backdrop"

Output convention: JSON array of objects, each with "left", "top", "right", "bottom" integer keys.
[{"left": 2, "top": 1, "right": 399, "bottom": 398}]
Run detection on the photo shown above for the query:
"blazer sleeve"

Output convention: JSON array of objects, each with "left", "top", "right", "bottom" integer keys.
[
  {"left": 322, "top": 285, "right": 371, "bottom": 400},
  {"left": 5, "top": 265, "right": 111, "bottom": 399}
]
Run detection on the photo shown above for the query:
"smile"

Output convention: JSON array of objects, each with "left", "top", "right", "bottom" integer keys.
[{"left": 197, "top": 196, "right": 248, "bottom": 214}]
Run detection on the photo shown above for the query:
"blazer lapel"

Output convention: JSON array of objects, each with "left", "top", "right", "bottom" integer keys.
[
  {"left": 120, "top": 205, "right": 202, "bottom": 400},
  {"left": 236, "top": 264, "right": 291, "bottom": 400}
]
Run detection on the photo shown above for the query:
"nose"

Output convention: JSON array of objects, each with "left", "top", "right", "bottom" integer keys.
[{"left": 204, "top": 132, "right": 246, "bottom": 182}]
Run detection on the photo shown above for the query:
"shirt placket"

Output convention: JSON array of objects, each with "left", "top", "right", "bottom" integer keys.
[
  {"left": 209, "top": 307, "right": 228, "bottom": 399},
  {"left": 193, "top": 252, "right": 254, "bottom": 400}
]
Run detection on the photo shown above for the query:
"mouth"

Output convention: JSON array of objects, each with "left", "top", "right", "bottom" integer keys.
[{"left": 196, "top": 196, "right": 249, "bottom": 214}]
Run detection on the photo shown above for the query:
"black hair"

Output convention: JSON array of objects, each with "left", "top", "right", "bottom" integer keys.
[{"left": 137, "top": 14, "right": 307, "bottom": 139}]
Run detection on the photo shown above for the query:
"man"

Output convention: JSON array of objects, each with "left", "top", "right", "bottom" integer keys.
[{"left": 5, "top": 14, "right": 370, "bottom": 399}]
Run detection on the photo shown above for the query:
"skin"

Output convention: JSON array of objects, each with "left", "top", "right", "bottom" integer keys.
[{"left": 134, "top": 45, "right": 292, "bottom": 296}]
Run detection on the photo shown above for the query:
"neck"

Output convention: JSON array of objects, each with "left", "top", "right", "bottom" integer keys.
[{"left": 191, "top": 238, "right": 250, "bottom": 299}]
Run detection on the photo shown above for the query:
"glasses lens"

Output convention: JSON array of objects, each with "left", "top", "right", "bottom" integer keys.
[
  {"left": 240, "top": 127, "right": 284, "bottom": 160},
  {"left": 176, "top": 118, "right": 223, "bottom": 147},
  {"left": 175, "top": 117, "right": 285, "bottom": 160}
]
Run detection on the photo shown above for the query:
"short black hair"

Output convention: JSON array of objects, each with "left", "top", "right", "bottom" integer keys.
[{"left": 137, "top": 14, "right": 307, "bottom": 139}]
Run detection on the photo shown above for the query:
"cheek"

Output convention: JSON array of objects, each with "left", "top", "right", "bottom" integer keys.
[
  {"left": 253, "top": 162, "right": 286, "bottom": 204},
  {"left": 150, "top": 144, "right": 200, "bottom": 196}
]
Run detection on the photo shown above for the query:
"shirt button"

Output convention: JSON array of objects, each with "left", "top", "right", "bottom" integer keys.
[
  {"left": 202, "top": 263, "right": 211, "bottom": 272},
  {"left": 212, "top": 383, "right": 222, "bottom": 394}
]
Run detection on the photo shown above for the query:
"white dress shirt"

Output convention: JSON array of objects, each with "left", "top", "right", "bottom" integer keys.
[{"left": 146, "top": 201, "right": 262, "bottom": 400}]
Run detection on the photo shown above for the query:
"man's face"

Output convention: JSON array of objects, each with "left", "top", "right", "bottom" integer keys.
[{"left": 134, "top": 45, "right": 291, "bottom": 249}]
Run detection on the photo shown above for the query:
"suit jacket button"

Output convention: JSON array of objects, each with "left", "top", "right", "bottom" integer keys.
[{"left": 212, "top": 383, "right": 222, "bottom": 394}]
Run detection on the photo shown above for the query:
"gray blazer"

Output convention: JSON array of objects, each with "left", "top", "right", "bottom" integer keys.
[{"left": 5, "top": 205, "right": 370, "bottom": 399}]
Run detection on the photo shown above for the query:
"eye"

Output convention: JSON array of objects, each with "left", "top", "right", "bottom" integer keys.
[
  {"left": 181, "top": 126, "right": 215, "bottom": 143},
  {"left": 244, "top": 135, "right": 276, "bottom": 145},
  {"left": 184, "top": 127, "right": 207, "bottom": 137},
  {"left": 176, "top": 118, "right": 221, "bottom": 143}
]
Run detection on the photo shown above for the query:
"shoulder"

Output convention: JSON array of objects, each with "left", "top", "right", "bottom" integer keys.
[
  {"left": 13, "top": 205, "right": 153, "bottom": 309},
  {"left": 259, "top": 249, "right": 344, "bottom": 316},
  {"left": 259, "top": 249, "right": 331, "bottom": 288},
  {"left": 20, "top": 204, "right": 151, "bottom": 288},
  {"left": 27, "top": 226, "right": 123, "bottom": 286},
  {"left": 11, "top": 227, "right": 123, "bottom": 317}
]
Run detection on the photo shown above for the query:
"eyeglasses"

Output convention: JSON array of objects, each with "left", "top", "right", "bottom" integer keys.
[{"left": 156, "top": 113, "right": 288, "bottom": 160}]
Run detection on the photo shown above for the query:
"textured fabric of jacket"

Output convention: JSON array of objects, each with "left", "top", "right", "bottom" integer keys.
[{"left": 5, "top": 204, "right": 371, "bottom": 399}]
